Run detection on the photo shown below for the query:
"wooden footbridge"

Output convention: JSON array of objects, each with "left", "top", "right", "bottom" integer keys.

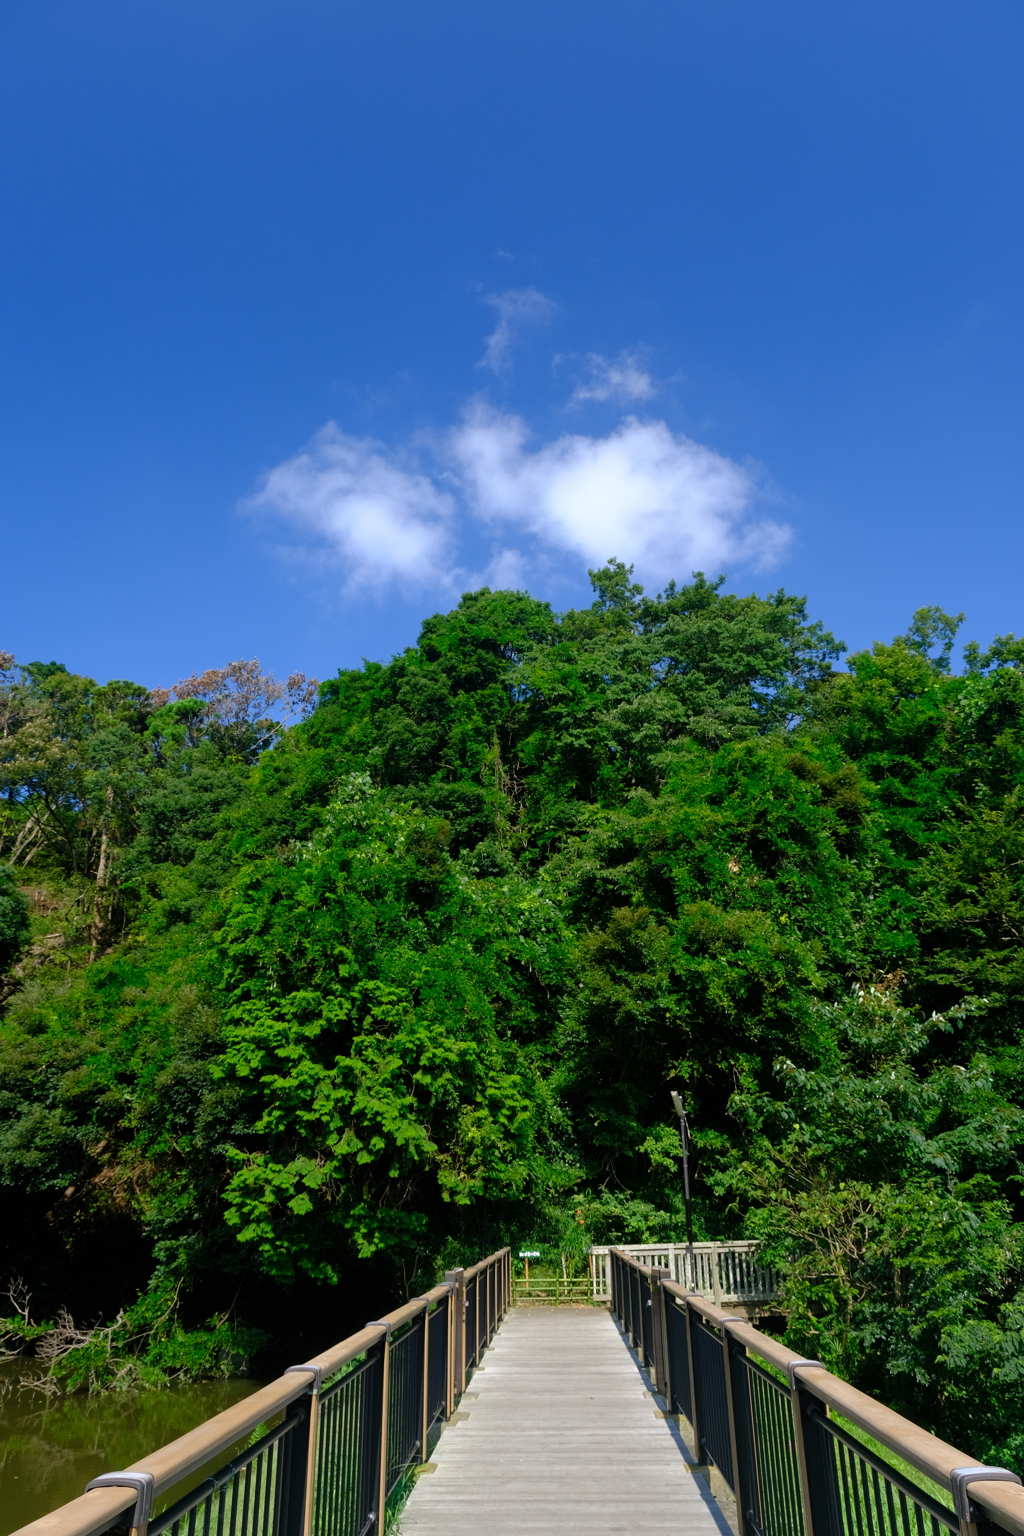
[{"left": 16, "top": 1247, "right": 1024, "bottom": 1536}]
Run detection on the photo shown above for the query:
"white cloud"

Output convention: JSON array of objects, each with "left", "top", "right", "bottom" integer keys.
[
  {"left": 449, "top": 405, "right": 790, "bottom": 581},
  {"left": 247, "top": 422, "right": 455, "bottom": 592},
  {"left": 478, "top": 288, "right": 556, "bottom": 374},
  {"left": 248, "top": 406, "right": 791, "bottom": 598},
  {"left": 570, "top": 350, "right": 657, "bottom": 405}
]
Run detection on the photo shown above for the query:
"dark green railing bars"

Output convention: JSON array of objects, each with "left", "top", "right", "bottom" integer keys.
[{"left": 608, "top": 1247, "right": 1024, "bottom": 1536}]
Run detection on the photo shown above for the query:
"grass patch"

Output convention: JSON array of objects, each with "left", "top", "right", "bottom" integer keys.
[{"left": 830, "top": 1413, "right": 954, "bottom": 1514}]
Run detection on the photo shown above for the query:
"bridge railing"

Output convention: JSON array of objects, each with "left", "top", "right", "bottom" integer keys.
[
  {"left": 12, "top": 1246, "right": 511, "bottom": 1536},
  {"left": 590, "top": 1240, "right": 779, "bottom": 1305},
  {"left": 608, "top": 1247, "right": 1024, "bottom": 1536}
]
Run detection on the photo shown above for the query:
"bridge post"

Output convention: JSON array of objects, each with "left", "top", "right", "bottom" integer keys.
[
  {"left": 639, "top": 1265, "right": 654, "bottom": 1366},
  {"left": 443, "top": 1278, "right": 456, "bottom": 1418},
  {"left": 490, "top": 1254, "right": 495, "bottom": 1335},
  {"left": 711, "top": 1242, "right": 723, "bottom": 1306},
  {"left": 683, "top": 1297, "right": 705, "bottom": 1460},
  {"left": 789, "top": 1365, "right": 838, "bottom": 1536},
  {"left": 722, "top": 1320, "right": 760, "bottom": 1536},
  {"left": 716, "top": 1317, "right": 748, "bottom": 1532},
  {"left": 374, "top": 1323, "right": 392, "bottom": 1532},
  {"left": 445, "top": 1268, "right": 467, "bottom": 1400},
  {"left": 420, "top": 1303, "right": 431, "bottom": 1468},
  {"left": 277, "top": 1396, "right": 314, "bottom": 1536},
  {"left": 649, "top": 1267, "right": 672, "bottom": 1401}
]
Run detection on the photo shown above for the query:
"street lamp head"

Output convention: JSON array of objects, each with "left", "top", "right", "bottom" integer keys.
[{"left": 670, "top": 1090, "right": 684, "bottom": 1119}]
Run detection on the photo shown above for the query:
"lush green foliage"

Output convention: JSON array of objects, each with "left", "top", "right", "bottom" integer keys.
[
  {"left": 1, "top": 571, "right": 1023, "bottom": 1470},
  {"left": 0, "top": 865, "right": 30, "bottom": 975}
]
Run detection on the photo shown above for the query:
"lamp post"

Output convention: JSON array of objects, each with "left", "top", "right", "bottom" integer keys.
[{"left": 670, "top": 1091, "right": 695, "bottom": 1289}]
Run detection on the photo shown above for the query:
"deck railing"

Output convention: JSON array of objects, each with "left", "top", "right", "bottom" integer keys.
[
  {"left": 12, "top": 1247, "right": 511, "bottom": 1536},
  {"left": 590, "top": 1240, "right": 778, "bottom": 1305},
  {"left": 512, "top": 1276, "right": 594, "bottom": 1305},
  {"left": 608, "top": 1247, "right": 1024, "bottom": 1536}
]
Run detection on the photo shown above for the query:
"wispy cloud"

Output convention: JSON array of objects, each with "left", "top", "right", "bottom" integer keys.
[
  {"left": 569, "top": 349, "right": 657, "bottom": 405},
  {"left": 478, "top": 287, "right": 556, "bottom": 374},
  {"left": 247, "top": 423, "right": 456, "bottom": 592},
  {"left": 450, "top": 405, "right": 789, "bottom": 581},
  {"left": 479, "top": 546, "right": 532, "bottom": 590}
]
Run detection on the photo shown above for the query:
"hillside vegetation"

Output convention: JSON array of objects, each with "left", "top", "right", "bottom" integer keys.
[{"left": 2, "top": 565, "right": 1024, "bottom": 1465}]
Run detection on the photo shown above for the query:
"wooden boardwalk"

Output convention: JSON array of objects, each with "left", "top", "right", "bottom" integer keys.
[{"left": 399, "top": 1304, "right": 732, "bottom": 1535}]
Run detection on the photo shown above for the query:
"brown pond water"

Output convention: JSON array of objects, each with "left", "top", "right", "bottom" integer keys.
[{"left": 0, "top": 1362, "right": 264, "bottom": 1535}]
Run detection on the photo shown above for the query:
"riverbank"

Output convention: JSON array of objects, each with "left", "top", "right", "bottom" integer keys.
[{"left": 0, "top": 1362, "right": 262, "bottom": 1535}]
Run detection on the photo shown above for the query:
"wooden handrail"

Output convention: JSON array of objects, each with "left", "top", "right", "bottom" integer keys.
[{"left": 463, "top": 1245, "right": 510, "bottom": 1282}]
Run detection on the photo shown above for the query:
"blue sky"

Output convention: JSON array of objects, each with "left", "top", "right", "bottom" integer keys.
[{"left": 2, "top": 0, "right": 1023, "bottom": 690}]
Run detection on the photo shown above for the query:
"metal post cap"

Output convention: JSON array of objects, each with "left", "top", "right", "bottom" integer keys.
[
  {"left": 786, "top": 1358, "right": 821, "bottom": 1388},
  {"left": 85, "top": 1471, "right": 155, "bottom": 1530},
  {"left": 950, "top": 1466, "right": 1022, "bottom": 1520},
  {"left": 284, "top": 1363, "right": 324, "bottom": 1394}
]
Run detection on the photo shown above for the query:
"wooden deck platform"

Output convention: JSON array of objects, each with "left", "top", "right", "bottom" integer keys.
[{"left": 398, "top": 1304, "right": 733, "bottom": 1535}]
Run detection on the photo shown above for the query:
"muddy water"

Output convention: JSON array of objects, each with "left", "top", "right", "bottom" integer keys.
[{"left": 0, "top": 1362, "right": 263, "bottom": 1535}]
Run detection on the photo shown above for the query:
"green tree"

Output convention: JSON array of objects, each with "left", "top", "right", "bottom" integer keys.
[{"left": 0, "top": 866, "right": 30, "bottom": 974}]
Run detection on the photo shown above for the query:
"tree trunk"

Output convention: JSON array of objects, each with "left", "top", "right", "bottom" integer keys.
[{"left": 89, "top": 785, "right": 115, "bottom": 962}]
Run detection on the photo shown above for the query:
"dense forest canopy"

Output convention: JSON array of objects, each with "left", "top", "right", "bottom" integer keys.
[{"left": 2, "top": 566, "right": 1024, "bottom": 1467}]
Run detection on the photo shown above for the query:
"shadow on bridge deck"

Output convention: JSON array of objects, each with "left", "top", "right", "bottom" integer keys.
[{"left": 399, "top": 1305, "right": 734, "bottom": 1536}]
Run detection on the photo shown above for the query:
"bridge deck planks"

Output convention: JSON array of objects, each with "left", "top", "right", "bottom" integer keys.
[{"left": 398, "top": 1305, "right": 731, "bottom": 1535}]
